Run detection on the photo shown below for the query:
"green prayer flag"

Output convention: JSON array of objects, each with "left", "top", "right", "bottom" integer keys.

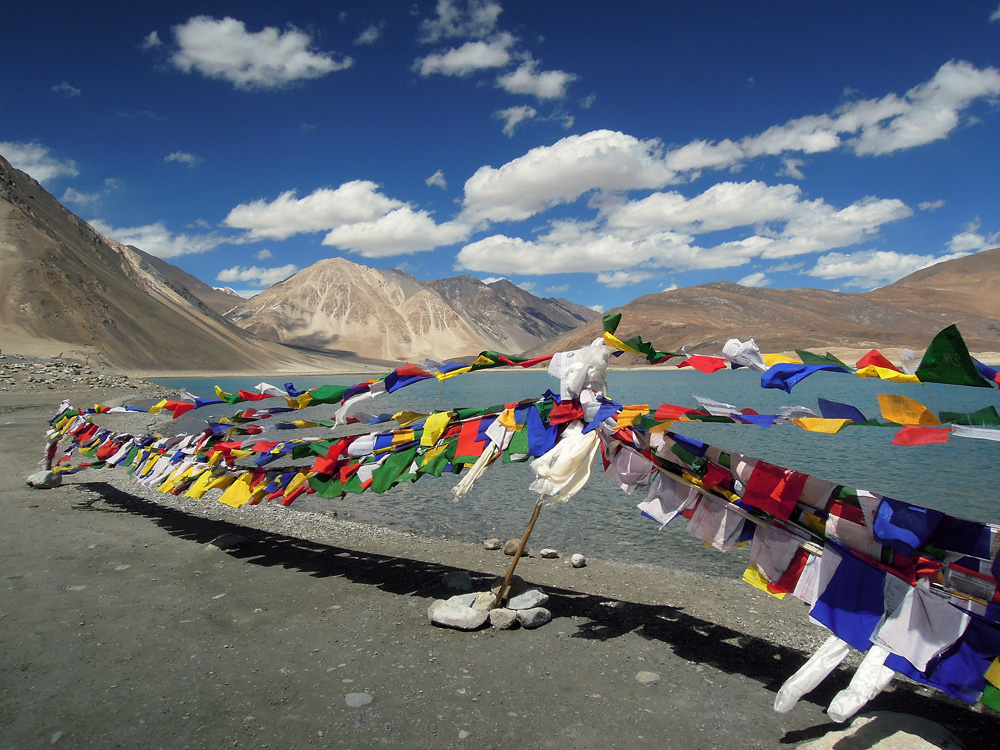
[
  {"left": 794, "top": 349, "right": 852, "bottom": 371},
  {"left": 370, "top": 446, "right": 417, "bottom": 493},
  {"left": 915, "top": 325, "right": 990, "bottom": 387},
  {"left": 938, "top": 405, "right": 1000, "bottom": 426}
]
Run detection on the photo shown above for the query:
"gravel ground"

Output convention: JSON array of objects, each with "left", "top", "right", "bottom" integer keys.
[{"left": 1, "top": 360, "right": 997, "bottom": 748}]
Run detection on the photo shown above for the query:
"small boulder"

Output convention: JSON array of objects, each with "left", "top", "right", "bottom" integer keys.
[
  {"left": 635, "top": 671, "right": 661, "bottom": 685},
  {"left": 472, "top": 591, "right": 495, "bottom": 611},
  {"left": 483, "top": 538, "right": 502, "bottom": 550},
  {"left": 571, "top": 553, "right": 587, "bottom": 568},
  {"left": 539, "top": 548, "right": 559, "bottom": 559},
  {"left": 447, "top": 593, "right": 478, "bottom": 608},
  {"left": 508, "top": 588, "right": 549, "bottom": 611},
  {"left": 503, "top": 539, "right": 523, "bottom": 556},
  {"left": 490, "top": 575, "right": 529, "bottom": 601},
  {"left": 428, "top": 599, "right": 489, "bottom": 630},
  {"left": 516, "top": 607, "right": 552, "bottom": 629},
  {"left": 489, "top": 608, "right": 518, "bottom": 630},
  {"left": 442, "top": 570, "right": 473, "bottom": 591},
  {"left": 26, "top": 470, "right": 61, "bottom": 489}
]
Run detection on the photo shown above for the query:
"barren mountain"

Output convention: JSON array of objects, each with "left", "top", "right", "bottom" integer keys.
[
  {"left": 0, "top": 155, "right": 363, "bottom": 373},
  {"left": 531, "top": 252, "right": 1000, "bottom": 362},
  {"left": 230, "top": 260, "right": 600, "bottom": 361}
]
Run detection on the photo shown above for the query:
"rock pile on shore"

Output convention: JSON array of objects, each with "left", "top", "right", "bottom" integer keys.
[{"left": 0, "top": 354, "right": 156, "bottom": 393}]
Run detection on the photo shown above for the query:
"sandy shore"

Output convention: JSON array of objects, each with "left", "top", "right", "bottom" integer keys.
[{"left": 2, "top": 375, "right": 998, "bottom": 747}]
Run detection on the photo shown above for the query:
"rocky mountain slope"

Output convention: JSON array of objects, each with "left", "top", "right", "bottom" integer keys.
[
  {"left": 0, "top": 155, "right": 366, "bottom": 372},
  {"left": 228, "top": 260, "right": 599, "bottom": 361},
  {"left": 531, "top": 249, "right": 1000, "bottom": 361}
]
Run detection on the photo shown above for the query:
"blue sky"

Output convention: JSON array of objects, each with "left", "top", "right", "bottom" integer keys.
[{"left": 3, "top": 2, "right": 1000, "bottom": 311}]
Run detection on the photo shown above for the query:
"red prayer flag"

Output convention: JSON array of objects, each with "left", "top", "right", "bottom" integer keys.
[
  {"left": 856, "top": 349, "right": 901, "bottom": 372},
  {"left": 742, "top": 461, "right": 808, "bottom": 520},
  {"left": 653, "top": 404, "right": 704, "bottom": 421},
  {"left": 891, "top": 426, "right": 951, "bottom": 446},
  {"left": 677, "top": 355, "right": 729, "bottom": 374}
]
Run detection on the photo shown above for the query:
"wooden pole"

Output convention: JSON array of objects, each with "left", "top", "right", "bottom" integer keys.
[{"left": 491, "top": 496, "right": 543, "bottom": 609}]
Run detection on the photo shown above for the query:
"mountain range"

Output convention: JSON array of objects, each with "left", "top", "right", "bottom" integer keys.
[
  {"left": 532, "top": 251, "right": 1000, "bottom": 363},
  {"left": 2, "top": 154, "right": 998, "bottom": 372},
  {"left": 0, "top": 155, "right": 596, "bottom": 370}
]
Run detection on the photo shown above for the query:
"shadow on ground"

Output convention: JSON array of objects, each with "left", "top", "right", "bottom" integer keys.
[{"left": 75, "top": 480, "right": 999, "bottom": 745}]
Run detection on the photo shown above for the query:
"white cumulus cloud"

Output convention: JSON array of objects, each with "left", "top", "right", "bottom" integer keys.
[
  {"left": 167, "top": 16, "right": 352, "bottom": 90},
  {"left": 806, "top": 249, "right": 962, "bottom": 288},
  {"left": 418, "top": 0, "right": 502, "bottom": 43},
  {"left": 0, "top": 141, "right": 79, "bottom": 184},
  {"left": 496, "top": 60, "right": 576, "bottom": 100},
  {"left": 216, "top": 263, "right": 299, "bottom": 287},
  {"left": 426, "top": 169, "right": 447, "bottom": 189},
  {"left": 223, "top": 181, "right": 405, "bottom": 240},
  {"left": 414, "top": 34, "right": 513, "bottom": 76},
  {"left": 461, "top": 130, "right": 676, "bottom": 224},
  {"left": 322, "top": 207, "right": 471, "bottom": 256},
  {"left": 88, "top": 219, "right": 225, "bottom": 259},
  {"left": 737, "top": 271, "right": 770, "bottom": 287},
  {"left": 165, "top": 151, "right": 202, "bottom": 167},
  {"left": 495, "top": 105, "right": 537, "bottom": 136}
]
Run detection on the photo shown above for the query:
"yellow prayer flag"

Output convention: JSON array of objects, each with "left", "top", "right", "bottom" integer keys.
[
  {"left": 986, "top": 658, "right": 1000, "bottom": 689},
  {"left": 743, "top": 565, "right": 787, "bottom": 599},
  {"left": 614, "top": 404, "right": 650, "bottom": 430},
  {"left": 184, "top": 469, "right": 215, "bottom": 499},
  {"left": 391, "top": 429, "right": 415, "bottom": 446},
  {"left": 283, "top": 471, "right": 309, "bottom": 497},
  {"left": 435, "top": 366, "right": 472, "bottom": 381},
  {"left": 393, "top": 411, "right": 426, "bottom": 428},
  {"left": 421, "top": 411, "right": 453, "bottom": 446},
  {"left": 877, "top": 394, "right": 942, "bottom": 425},
  {"left": 497, "top": 407, "right": 518, "bottom": 430},
  {"left": 793, "top": 417, "right": 850, "bottom": 434},
  {"left": 285, "top": 392, "right": 313, "bottom": 409},
  {"left": 217, "top": 472, "right": 254, "bottom": 507},
  {"left": 602, "top": 332, "right": 644, "bottom": 355},
  {"left": 762, "top": 353, "right": 804, "bottom": 367},
  {"left": 147, "top": 399, "right": 168, "bottom": 414},
  {"left": 856, "top": 365, "right": 921, "bottom": 384}
]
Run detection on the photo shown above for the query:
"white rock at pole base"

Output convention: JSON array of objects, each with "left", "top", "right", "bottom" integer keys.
[
  {"left": 540, "top": 548, "right": 559, "bottom": 558},
  {"left": 516, "top": 607, "right": 552, "bottom": 629},
  {"left": 796, "top": 712, "right": 964, "bottom": 750},
  {"left": 489, "top": 608, "right": 518, "bottom": 629},
  {"left": 483, "top": 538, "right": 502, "bottom": 550},
  {"left": 428, "top": 600, "right": 489, "bottom": 630},
  {"left": 507, "top": 589, "right": 549, "bottom": 610},
  {"left": 571, "top": 553, "right": 587, "bottom": 568}
]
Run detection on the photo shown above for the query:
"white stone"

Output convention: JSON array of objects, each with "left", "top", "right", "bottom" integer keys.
[
  {"left": 508, "top": 588, "right": 549, "bottom": 610},
  {"left": 635, "top": 671, "right": 660, "bottom": 685},
  {"left": 797, "top": 712, "right": 964, "bottom": 750},
  {"left": 571, "top": 553, "right": 587, "bottom": 568},
  {"left": 428, "top": 600, "right": 489, "bottom": 630},
  {"left": 503, "top": 539, "right": 523, "bottom": 556},
  {"left": 483, "top": 538, "right": 502, "bottom": 550},
  {"left": 447, "top": 593, "right": 478, "bottom": 608},
  {"left": 26, "top": 470, "right": 61, "bottom": 489},
  {"left": 442, "top": 570, "right": 472, "bottom": 591},
  {"left": 489, "top": 608, "right": 518, "bottom": 630},
  {"left": 516, "top": 607, "right": 552, "bottom": 629},
  {"left": 345, "top": 692, "right": 373, "bottom": 708},
  {"left": 540, "top": 548, "right": 559, "bottom": 558},
  {"left": 472, "top": 591, "right": 495, "bottom": 611}
]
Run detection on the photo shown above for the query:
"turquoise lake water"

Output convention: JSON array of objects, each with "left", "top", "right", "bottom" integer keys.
[{"left": 149, "top": 368, "right": 1000, "bottom": 573}]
